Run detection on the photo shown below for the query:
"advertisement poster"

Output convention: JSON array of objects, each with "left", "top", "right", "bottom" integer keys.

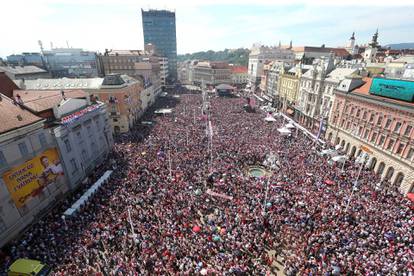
[{"left": 2, "top": 148, "right": 65, "bottom": 208}]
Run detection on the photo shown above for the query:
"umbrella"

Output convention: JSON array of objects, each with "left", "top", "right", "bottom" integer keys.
[
  {"left": 324, "top": 179, "right": 335, "bottom": 185},
  {"left": 264, "top": 116, "right": 276, "bottom": 122},
  {"left": 192, "top": 226, "right": 201, "bottom": 233},
  {"left": 407, "top": 193, "right": 414, "bottom": 202}
]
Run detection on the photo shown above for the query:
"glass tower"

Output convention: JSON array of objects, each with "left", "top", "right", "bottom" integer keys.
[{"left": 141, "top": 9, "right": 177, "bottom": 82}]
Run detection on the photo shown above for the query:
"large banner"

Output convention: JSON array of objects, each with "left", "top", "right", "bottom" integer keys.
[{"left": 2, "top": 148, "right": 64, "bottom": 208}]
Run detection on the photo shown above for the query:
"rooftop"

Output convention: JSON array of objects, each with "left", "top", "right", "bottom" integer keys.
[
  {"left": 13, "top": 89, "right": 87, "bottom": 113},
  {"left": 0, "top": 94, "right": 43, "bottom": 135},
  {"left": 352, "top": 77, "right": 414, "bottom": 108},
  {"left": 19, "top": 75, "right": 140, "bottom": 90},
  {"left": 231, "top": 66, "right": 248, "bottom": 74},
  {"left": 0, "top": 65, "right": 47, "bottom": 75}
]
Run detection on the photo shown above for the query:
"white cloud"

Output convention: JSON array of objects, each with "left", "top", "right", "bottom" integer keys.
[{"left": 0, "top": 0, "right": 413, "bottom": 57}]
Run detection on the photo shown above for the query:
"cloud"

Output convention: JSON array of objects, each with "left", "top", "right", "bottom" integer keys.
[{"left": 0, "top": 0, "right": 413, "bottom": 57}]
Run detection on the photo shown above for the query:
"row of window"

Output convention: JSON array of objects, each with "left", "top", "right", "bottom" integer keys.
[
  {"left": 337, "top": 102, "right": 413, "bottom": 137},
  {"left": 341, "top": 121, "right": 414, "bottom": 160},
  {"left": 0, "top": 133, "right": 48, "bottom": 167}
]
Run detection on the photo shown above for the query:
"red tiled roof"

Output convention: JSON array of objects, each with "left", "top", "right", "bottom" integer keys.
[
  {"left": 0, "top": 94, "right": 43, "bottom": 134},
  {"left": 13, "top": 89, "right": 87, "bottom": 113},
  {"left": 231, "top": 66, "right": 248, "bottom": 74},
  {"left": 330, "top": 48, "right": 351, "bottom": 57},
  {"left": 0, "top": 72, "right": 19, "bottom": 98}
]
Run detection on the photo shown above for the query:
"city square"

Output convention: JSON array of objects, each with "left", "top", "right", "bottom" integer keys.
[{"left": 1, "top": 89, "right": 412, "bottom": 275}]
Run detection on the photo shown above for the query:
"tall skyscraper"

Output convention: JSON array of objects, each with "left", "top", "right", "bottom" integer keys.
[{"left": 141, "top": 9, "right": 177, "bottom": 82}]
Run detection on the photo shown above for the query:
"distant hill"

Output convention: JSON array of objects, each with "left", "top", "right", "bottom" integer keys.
[
  {"left": 178, "top": 48, "right": 250, "bottom": 66},
  {"left": 384, "top": 42, "right": 414, "bottom": 50}
]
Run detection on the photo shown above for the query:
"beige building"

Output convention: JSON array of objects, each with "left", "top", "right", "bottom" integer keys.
[
  {"left": 192, "top": 61, "right": 232, "bottom": 85},
  {"left": 98, "top": 48, "right": 168, "bottom": 88},
  {"left": 277, "top": 65, "right": 307, "bottom": 114}
]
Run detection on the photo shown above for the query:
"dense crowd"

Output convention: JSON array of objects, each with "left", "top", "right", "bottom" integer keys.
[{"left": 1, "top": 90, "right": 413, "bottom": 275}]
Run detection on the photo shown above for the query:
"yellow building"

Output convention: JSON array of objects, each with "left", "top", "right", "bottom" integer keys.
[{"left": 277, "top": 66, "right": 303, "bottom": 115}]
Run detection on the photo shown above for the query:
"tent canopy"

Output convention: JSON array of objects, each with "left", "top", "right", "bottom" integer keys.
[
  {"left": 155, "top": 108, "right": 173, "bottom": 114},
  {"left": 285, "top": 123, "right": 295, "bottom": 129},
  {"left": 332, "top": 155, "right": 347, "bottom": 163},
  {"left": 277, "top": 127, "right": 291, "bottom": 136},
  {"left": 264, "top": 116, "right": 276, "bottom": 122}
]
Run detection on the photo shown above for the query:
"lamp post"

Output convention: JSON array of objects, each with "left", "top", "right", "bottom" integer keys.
[{"left": 345, "top": 152, "right": 368, "bottom": 211}]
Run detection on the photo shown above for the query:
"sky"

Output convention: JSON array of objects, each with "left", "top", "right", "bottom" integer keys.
[{"left": 1, "top": 0, "right": 414, "bottom": 58}]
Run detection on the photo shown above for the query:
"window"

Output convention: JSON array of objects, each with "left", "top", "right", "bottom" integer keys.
[
  {"left": 407, "top": 148, "right": 414, "bottom": 160},
  {"left": 364, "top": 129, "right": 369, "bottom": 139},
  {"left": 356, "top": 109, "right": 361, "bottom": 117},
  {"left": 64, "top": 139, "right": 72, "bottom": 153},
  {"left": 39, "top": 133, "right": 47, "bottom": 147},
  {"left": 370, "top": 132, "right": 377, "bottom": 143},
  {"left": 385, "top": 118, "right": 392, "bottom": 129},
  {"left": 0, "top": 217, "right": 7, "bottom": 233},
  {"left": 362, "top": 111, "right": 367, "bottom": 120},
  {"left": 70, "top": 158, "right": 78, "bottom": 175},
  {"left": 87, "top": 125, "right": 92, "bottom": 135},
  {"left": 396, "top": 143, "right": 405, "bottom": 155},
  {"left": 0, "top": 151, "right": 7, "bottom": 167},
  {"left": 377, "top": 116, "right": 383, "bottom": 126},
  {"left": 18, "top": 142, "right": 29, "bottom": 156},
  {"left": 378, "top": 135, "right": 385, "bottom": 146},
  {"left": 394, "top": 122, "right": 402, "bottom": 133},
  {"left": 387, "top": 139, "right": 395, "bottom": 151},
  {"left": 404, "top": 125, "right": 412, "bottom": 136},
  {"left": 369, "top": 114, "right": 375, "bottom": 123},
  {"left": 81, "top": 149, "right": 89, "bottom": 163}
]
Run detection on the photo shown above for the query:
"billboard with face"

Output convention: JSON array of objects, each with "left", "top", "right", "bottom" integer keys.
[{"left": 2, "top": 148, "right": 64, "bottom": 208}]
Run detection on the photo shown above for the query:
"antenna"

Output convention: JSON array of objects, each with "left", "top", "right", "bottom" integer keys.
[
  {"left": 66, "top": 40, "right": 70, "bottom": 48},
  {"left": 38, "top": 40, "right": 44, "bottom": 55},
  {"left": 50, "top": 41, "right": 54, "bottom": 50}
]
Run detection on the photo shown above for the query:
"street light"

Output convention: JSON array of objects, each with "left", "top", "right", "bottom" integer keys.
[{"left": 345, "top": 152, "right": 369, "bottom": 211}]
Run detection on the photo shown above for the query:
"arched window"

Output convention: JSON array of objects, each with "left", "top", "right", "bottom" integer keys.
[
  {"left": 327, "top": 132, "right": 333, "bottom": 143},
  {"left": 385, "top": 167, "right": 395, "bottom": 180},
  {"left": 345, "top": 143, "right": 350, "bottom": 153},
  {"left": 377, "top": 162, "right": 385, "bottom": 176},
  {"left": 368, "top": 157, "right": 377, "bottom": 170},
  {"left": 394, "top": 172, "right": 404, "bottom": 187},
  {"left": 350, "top": 146, "right": 357, "bottom": 158}
]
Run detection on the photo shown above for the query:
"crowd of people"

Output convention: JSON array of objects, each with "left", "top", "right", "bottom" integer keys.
[{"left": 1, "top": 90, "right": 413, "bottom": 275}]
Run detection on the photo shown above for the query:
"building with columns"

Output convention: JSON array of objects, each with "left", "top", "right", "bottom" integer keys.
[{"left": 326, "top": 77, "right": 414, "bottom": 194}]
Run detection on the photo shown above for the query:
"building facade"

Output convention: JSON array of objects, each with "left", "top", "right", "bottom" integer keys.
[
  {"left": 248, "top": 44, "right": 295, "bottom": 84},
  {"left": 14, "top": 89, "right": 113, "bottom": 190},
  {"left": 230, "top": 66, "right": 248, "bottom": 85},
  {"left": 43, "top": 48, "right": 99, "bottom": 78},
  {"left": 7, "top": 53, "right": 45, "bottom": 68},
  {"left": 277, "top": 66, "right": 304, "bottom": 115},
  {"left": 326, "top": 77, "right": 414, "bottom": 194},
  {"left": 192, "top": 61, "right": 232, "bottom": 86},
  {"left": 142, "top": 9, "right": 177, "bottom": 82},
  {"left": 98, "top": 48, "right": 168, "bottom": 88},
  {"left": 0, "top": 95, "right": 70, "bottom": 247}
]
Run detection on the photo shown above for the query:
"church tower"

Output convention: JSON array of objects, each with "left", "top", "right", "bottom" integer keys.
[{"left": 364, "top": 29, "right": 379, "bottom": 63}]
